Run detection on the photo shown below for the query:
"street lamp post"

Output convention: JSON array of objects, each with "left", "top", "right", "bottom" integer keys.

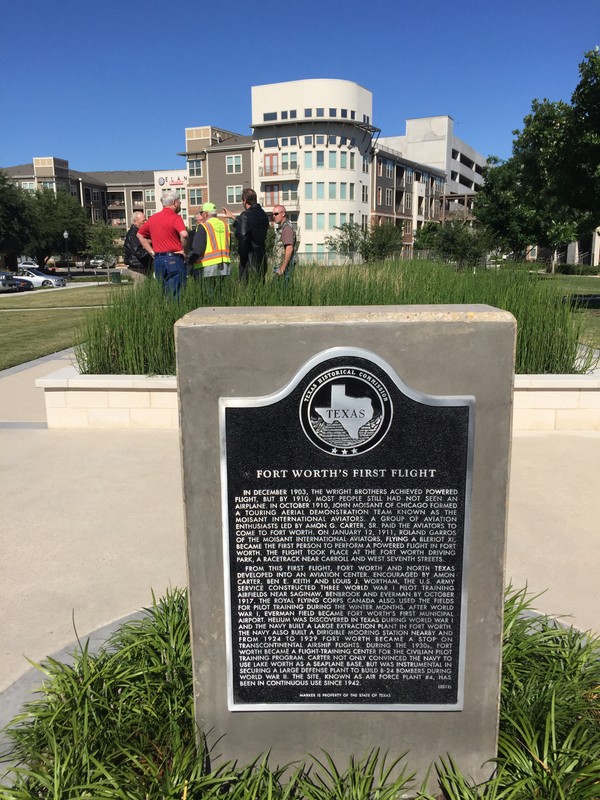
[{"left": 63, "top": 231, "right": 70, "bottom": 278}]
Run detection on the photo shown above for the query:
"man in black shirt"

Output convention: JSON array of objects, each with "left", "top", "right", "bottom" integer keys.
[
  {"left": 123, "top": 211, "right": 152, "bottom": 285},
  {"left": 223, "top": 188, "right": 269, "bottom": 281}
]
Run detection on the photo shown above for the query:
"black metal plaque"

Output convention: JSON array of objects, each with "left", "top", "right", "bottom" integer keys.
[{"left": 220, "top": 348, "right": 474, "bottom": 711}]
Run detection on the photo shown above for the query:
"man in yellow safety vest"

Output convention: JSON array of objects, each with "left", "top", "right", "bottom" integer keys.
[{"left": 187, "top": 202, "right": 231, "bottom": 281}]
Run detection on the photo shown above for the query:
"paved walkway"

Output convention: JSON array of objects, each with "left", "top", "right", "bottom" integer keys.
[{"left": 1, "top": 352, "right": 598, "bottom": 726}]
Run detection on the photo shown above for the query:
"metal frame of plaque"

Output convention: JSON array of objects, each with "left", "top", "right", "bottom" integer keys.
[{"left": 220, "top": 347, "right": 475, "bottom": 712}]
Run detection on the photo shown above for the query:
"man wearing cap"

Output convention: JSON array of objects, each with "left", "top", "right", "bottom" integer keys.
[
  {"left": 187, "top": 202, "right": 231, "bottom": 283},
  {"left": 137, "top": 191, "right": 188, "bottom": 297}
]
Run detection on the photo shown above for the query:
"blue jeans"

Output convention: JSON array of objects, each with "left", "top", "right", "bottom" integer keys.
[{"left": 154, "top": 253, "right": 186, "bottom": 298}]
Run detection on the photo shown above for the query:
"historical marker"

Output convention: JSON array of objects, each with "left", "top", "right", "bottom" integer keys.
[{"left": 220, "top": 347, "right": 474, "bottom": 711}]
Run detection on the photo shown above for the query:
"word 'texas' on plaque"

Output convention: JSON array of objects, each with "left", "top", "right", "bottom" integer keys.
[{"left": 220, "top": 347, "right": 474, "bottom": 712}]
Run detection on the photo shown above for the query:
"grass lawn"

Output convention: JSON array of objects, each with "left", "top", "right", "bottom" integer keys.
[
  {"left": 0, "top": 284, "right": 128, "bottom": 371},
  {"left": 540, "top": 274, "right": 600, "bottom": 294}
]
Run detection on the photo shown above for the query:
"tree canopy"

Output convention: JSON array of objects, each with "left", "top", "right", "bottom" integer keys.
[{"left": 474, "top": 48, "right": 600, "bottom": 258}]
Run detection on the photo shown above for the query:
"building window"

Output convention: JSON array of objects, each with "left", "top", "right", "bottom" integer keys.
[
  {"left": 281, "top": 182, "right": 297, "bottom": 202},
  {"left": 304, "top": 135, "right": 313, "bottom": 146},
  {"left": 329, "top": 108, "right": 337, "bottom": 117},
  {"left": 317, "top": 243, "right": 325, "bottom": 254},
  {"left": 406, "top": 192, "right": 412, "bottom": 210},
  {"left": 305, "top": 213, "right": 313, "bottom": 230},
  {"left": 377, "top": 187, "right": 382, "bottom": 206},
  {"left": 264, "top": 139, "right": 278, "bottom": 148},
  {"left": 304, "top": 152, "right": 313, "bottom": 169},
  {"left": 290, "top": 110, "right": 297, "bottom": 119},
  {"left": 362, "top": 185, "right": 368, "bottom": 203},
  {"left": 305, "top": 244, "right": 313, "bottom": 255},
  {"left": 282, "top": 152, "right": 298, "bottom": 171},
  {"left": 404, "top": 219, "right": 412, "bottom": 236},
  {"left": 176, "top": 188, "right": 186, "bottom": 200},
  {"left": 316, "top": 151, "right": 324, "bottom": 168},
  {"left": 316, "top": 135, "right": 325, "bottom": 145},
  {"left": 328, "top": 182, "right": 336, "bottom": 200},
  {"left": 340, "top": 152, "right": 347, "bottom": 169},
  {"left": 281, "top": 111, "right": 288, "bottom": 120},
  {"left": 362, "top": 157, "right": 369, "bottom": 174},
  {"left": 349, "top": 213, "right": 354, "bottom": 224},
  {"left": 316, "top": 107, "right": 324, "bottom": 117},
  {"left": 351, "top": 110, "right": 356, "bottom": 120},
  {"left": 93, "top": 208, "right": 102, "bottom": 221},
  {"left": 304, "top": 108, "right": 312, "bottom": 117},
  {"left": 189, "top": 159, "right": 203, "bottom": 177},
  {"left": 145, "top": 189, "right": 155, "bottom": 202},
  {"left": 263, "top": 112, "right": 277, "bottom": 121},
  {"left": 328, "top": 151, "right": 337, "bottom": 169},
  {"left": 349, "top": 183, "right": 355, "bottom": 201},
  {"left": 406, "top": 168, "right": 413, "bottom": 184},
  {"left": 340, "top": 183, "right": 347, "bottom": 200},
  {"left": 93, "top": 190, "right": 100, "bottom": 201},
  {"left": 189, "top": 188, "right": 203, "bottom": 205},
  {"left": 340, "top": 212, "right": 347, "bottom": 225},
  {"left": 341, "top": 109, "right": 348, "bottom": 118},
  {"left": 317, "top": 213, "right": 325, "bottom": 230},
  {"left": 386, "top": 162, "right": 394, "bottom": 179},
  {"left": 227, "top": 185, "right": 243, "bottom": 204},
  {"left": 385, "top": 188, "right": 393, "bottom": 206},
  {"left": 350, "top": 153, "right": 355, "bottom": 170},
  {"left": 377, "top": 161, "right": 383, "bottom": 177},
  {"left": 329, "top": 213, "right": 336, "bottom": 229},
  {"left": 226, "top": 155, "right": 242, "bottom": 173},
  {"left": 316, "top": 182, "right": 325, "bottom": 200},
  {"left": 305, "top": 182, "right": 313, "bottom": 200},
  {"left": 20, "top": 181, "right": 35, "bottom": 191}
]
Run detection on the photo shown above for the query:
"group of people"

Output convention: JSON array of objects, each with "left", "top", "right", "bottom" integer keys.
[{"left": 122, "top": 188, "right": 296, "bottom": 297}]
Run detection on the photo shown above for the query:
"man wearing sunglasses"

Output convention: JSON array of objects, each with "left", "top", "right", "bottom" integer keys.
[{"left": 272, "top": 205, "right": 296, "bottom": 282}]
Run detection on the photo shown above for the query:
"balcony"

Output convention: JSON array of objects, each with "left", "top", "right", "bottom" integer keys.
[
  {"left": 259, "top": 166, "right": 300, "bottom": 181},
  {"left": 259, "top": 196, "right": 300, "bottom": 212}
]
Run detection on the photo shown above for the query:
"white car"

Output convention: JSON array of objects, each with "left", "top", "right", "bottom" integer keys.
[
  {"left": 16, "top": 268, "right": 67, "bottom": 288},
  {"left": 90, "top": 255, "right": 116, "bottom": 268}
]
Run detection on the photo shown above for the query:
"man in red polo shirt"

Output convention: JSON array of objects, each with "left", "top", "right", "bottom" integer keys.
[{"left": 137, "top": 191, "right": 189, "bottom": 297}]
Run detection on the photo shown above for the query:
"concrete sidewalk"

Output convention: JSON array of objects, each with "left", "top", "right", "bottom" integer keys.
[{"left": 1, "top": 352, "right": 598, "bottom": 710}]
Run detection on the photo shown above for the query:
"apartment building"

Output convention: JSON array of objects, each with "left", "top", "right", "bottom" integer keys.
[
  {"left": 5, "top": 158, "right": 108, "bottom": 222},
  {"left": 178, "top": 126, "right": 253, "bottom": 219},
  {"left": 250, "top": 79, "right": 379, "bottom": 260},
  {"left": 86, "top": 170, "right": 155, "bottom": 230}
]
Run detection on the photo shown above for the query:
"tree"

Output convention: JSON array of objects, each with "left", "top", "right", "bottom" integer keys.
[
  {"left": 0, "top": 171, "right": 34, "bottom": 264},
  {"left": 473, "top": 49, "right": 600, "bottom": 265},
  {"left": 86, "top": 221, "right": 122, "bottom": 262},
  {"left": 473, "top": 157, "right": 538, "bottom": 256},
  {"left": 324, "top": 222, "right": 364, "bottom": 263},
  {"left": 25, "top": 188, "right": 89, "bottom": 267},
  {"left": 413, "top": 218, "right": 487, "bottom": 267},
  {"left": 363, "top": 222, "right": 404, "bottom": 262},
  {"left": 413, "top": 221, "right": 442, "bottom": 253}
]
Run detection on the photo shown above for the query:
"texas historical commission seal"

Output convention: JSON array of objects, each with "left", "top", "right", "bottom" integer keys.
[{"left": 300, "top": 366, "right": 393, "bottom": 456}]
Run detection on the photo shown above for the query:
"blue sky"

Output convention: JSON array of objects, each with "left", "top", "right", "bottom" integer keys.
[{"left": 1, "top": 0, "right": 598, "bottom": 172}]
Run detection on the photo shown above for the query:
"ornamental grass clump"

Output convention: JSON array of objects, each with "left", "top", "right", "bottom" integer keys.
[
  {"left": 2, "top": 587, "right": 599, "bottom": 798},
  {"left": 75, "top": 261, "right": 598, "bottom": 377}
]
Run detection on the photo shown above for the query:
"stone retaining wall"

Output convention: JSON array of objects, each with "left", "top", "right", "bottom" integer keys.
[{"left": 36, "top": 367, "right": 600, "bottom": 431}]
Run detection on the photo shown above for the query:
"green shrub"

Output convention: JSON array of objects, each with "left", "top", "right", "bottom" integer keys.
[
  {"left": 75, "top": 261, "right": 599, "bottom": 376},
  {"left": 2, "top": 587, "right": 599, "bottom": 798},
  {"left": 552, "top": 263, "right": 600, "bottom": 276}
]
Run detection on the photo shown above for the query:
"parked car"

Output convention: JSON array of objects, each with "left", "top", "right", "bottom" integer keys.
[
  {"left": 13, "top": 276, "right": 35, "bottom": 291},
  {"left": 0, "top": 270, "right": 19, "bottom": 293},
  {"left": 90, "top": 255, "right": 116, "bottom": 268},
  {"left": 16, "top": 268, "right": 67, "bottom": 288},
  {"left": 18, "top": 260, "right": 40, "bottom": 270}
]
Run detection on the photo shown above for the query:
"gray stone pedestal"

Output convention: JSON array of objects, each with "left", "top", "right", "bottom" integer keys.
[{"left": 176, "top": 304, "right": 515, "bottom": 791}]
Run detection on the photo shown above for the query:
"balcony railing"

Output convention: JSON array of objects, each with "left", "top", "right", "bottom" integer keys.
[
  {"left": 259, "top": 196, "right": 300, "bottom": 211},
  {"left": 259, "top": 166, "right": 300, "bottom": 180}
]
